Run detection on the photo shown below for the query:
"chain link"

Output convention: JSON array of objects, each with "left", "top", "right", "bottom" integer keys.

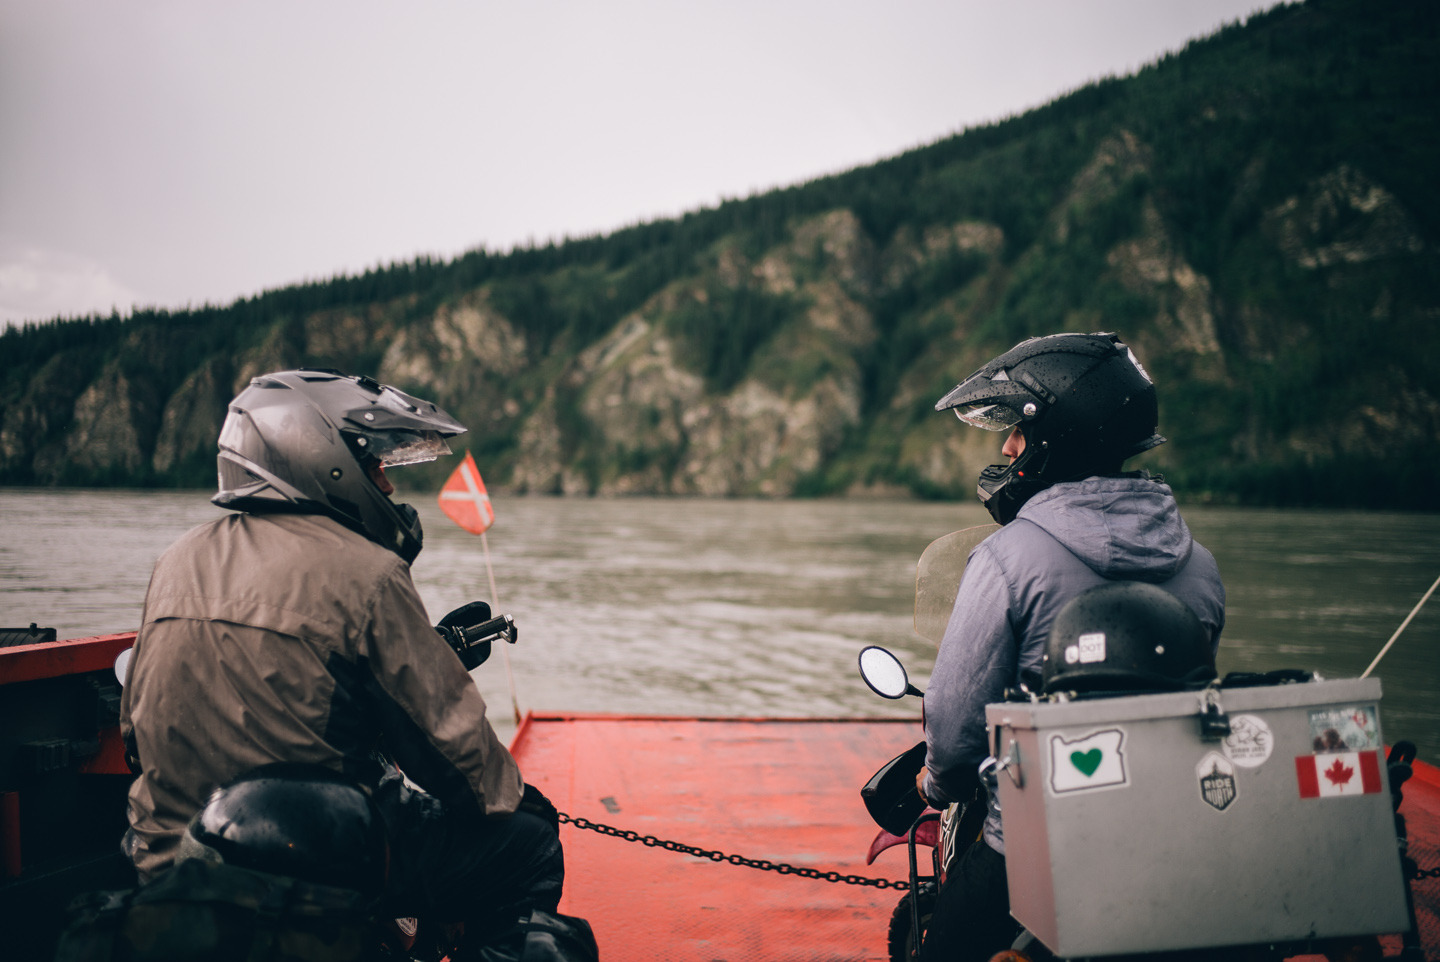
[
  {"left": 556, "top": 812, "right": 910, "bottom": 890},
  {"left": 558, "top": 813, "right": 1439, "bottom": 888}
]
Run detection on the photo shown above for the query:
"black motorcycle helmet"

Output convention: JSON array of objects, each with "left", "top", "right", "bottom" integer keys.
[
  {"left": 1041, "top": 581, "right": 1215, "bottom": 695},
  {"left": 214, "top": 369, "right": 466, "bottom": 563},
  {"left": 935, "top": 332, "right": 1164, "bottom": 524},
  {"left": 185, "top": 763, "right": 389, "bottom": 898}
]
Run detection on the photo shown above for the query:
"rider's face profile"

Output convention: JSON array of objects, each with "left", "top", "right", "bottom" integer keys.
[
  {"left": 1002, "top": 427, "right": 1026, "bottom": 463},
  {"left": 365, "top": 458, "right": 395, "bottom": 497}
]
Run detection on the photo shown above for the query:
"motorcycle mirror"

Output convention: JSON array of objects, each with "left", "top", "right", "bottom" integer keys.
[
  {"left": 858, "top": 646, "right": 921, "bottom": 699},
  {"left": 114, "top": 647, "right": 132, "bottom": 687}
]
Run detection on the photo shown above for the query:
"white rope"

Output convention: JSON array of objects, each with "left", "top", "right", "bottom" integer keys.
[{"left": 1361, "top": 572, "right": 1440, "bottom": 679}]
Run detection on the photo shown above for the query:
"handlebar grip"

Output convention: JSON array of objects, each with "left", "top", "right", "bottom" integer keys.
[{"left": 461, "top": 614, "right": 515, "bottom": 645}]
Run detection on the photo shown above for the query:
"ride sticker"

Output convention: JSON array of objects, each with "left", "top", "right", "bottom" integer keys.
[
  {"left": 1197, "top": 752, "right": 1238, "bottom": 812},
  {"left": 1221, "top": 714, "right": 1274, "bottom": 769},
  {"left": 1308, "top": 705, "right": 1380, "bottom": 753},
  {"left": 1048, "top": 728, "right": 1128, "bottom": 795}
]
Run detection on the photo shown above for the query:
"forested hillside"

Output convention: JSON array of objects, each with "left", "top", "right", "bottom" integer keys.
[{"left": 3, "top": 0, "right": 1437, "bottom": 507}]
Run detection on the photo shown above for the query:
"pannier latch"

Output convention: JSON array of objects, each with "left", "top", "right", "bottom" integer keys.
[
  {"left": 1198, "top": 685, "right": 1231, "bottom": 740},
  {"left": 988, "top": 730, "right": 1024, "bottom": 788}
]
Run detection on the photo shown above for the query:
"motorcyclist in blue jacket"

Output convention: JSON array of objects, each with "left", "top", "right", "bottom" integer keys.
[{"left": 917, "top": 333, "right": 1225, "bottom": 962}]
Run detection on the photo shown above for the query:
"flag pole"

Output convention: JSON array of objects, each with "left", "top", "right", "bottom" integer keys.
[
  {"left": 437, "top": 450, "right": 523, "bottom": 726},
  {"left": 480, "top": 530, "right": 522, "bottom": 726}
]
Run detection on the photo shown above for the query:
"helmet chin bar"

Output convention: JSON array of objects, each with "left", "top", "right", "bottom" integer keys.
[
  {"left": 977, "top": 438, "right": 1051, "bottom": 525},
  {"left": 390, "top": 501, "right": 424, "bottom": 564},
  {"left": 976, "top": 437, "right": 1122, "bottom": 525}
]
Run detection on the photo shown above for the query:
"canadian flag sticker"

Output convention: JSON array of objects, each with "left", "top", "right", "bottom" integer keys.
[{"left": 1295, "top": 750, "right": 1384, "bottom": 799}]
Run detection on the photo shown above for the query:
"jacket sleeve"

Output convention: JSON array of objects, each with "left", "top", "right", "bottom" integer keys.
[
  {"left": 357, "top": 560, "right": 524, "bottom": 818},
  {"left": 921, "top": 542, "right": 1018, "bottom": 806}
]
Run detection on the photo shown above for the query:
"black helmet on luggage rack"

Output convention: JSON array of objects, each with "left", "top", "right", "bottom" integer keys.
[
  {"left": 935, "top": 332, "right": 1164, "bottom": 524},
  {"left": 182, "top": 763, "right": 389, "bottom": 898},
  {"left": 1041, "top": 581, "right": 1215, "bottom": 695},
  {"left": 214, "top": 369, "right": 466, "bottom": 563}
]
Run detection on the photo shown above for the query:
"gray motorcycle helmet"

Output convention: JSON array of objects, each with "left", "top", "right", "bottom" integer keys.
[
  {"left": 935, "top": 332, "right": 1165, "bottom": 524},
  {"left": 214, "top": 369, "right": 466, "bottom": 563},
  {"left": 1041, "top": 581, "right": 1215, "bottom": 695}
]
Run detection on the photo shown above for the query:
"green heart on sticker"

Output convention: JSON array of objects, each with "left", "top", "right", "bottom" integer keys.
[{"left": 1070, "top": 749, "right": 1103, "bottom": 777}]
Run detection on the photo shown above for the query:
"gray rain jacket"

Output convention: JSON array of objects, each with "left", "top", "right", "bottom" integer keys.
[
  {"left": 119, "top": 511, "right": 523, "bottom": 880},
  {"left": 921, "top": 475, "right": 1225, "bottom": 853}
]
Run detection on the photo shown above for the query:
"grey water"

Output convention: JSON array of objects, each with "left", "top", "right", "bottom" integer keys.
[{"left": 2, "top": 489, "right": 1437, "bottom": 763}]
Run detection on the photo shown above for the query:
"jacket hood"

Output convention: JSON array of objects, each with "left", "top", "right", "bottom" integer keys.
[{"left": 1015, "top": 475, "right": 1194, "bottom": 582}]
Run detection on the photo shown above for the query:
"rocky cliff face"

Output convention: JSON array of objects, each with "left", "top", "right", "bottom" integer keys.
[
  {"left": 507, "top": 210, "right": 880, "bottom": 497},
  {"left": 2, "top": 127, "right": 1435, "bottom": 505}
]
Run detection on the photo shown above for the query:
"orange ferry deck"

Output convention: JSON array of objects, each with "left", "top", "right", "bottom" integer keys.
[
  {"left": 4, "top": 630, "right": 1434, "bottom": 962},
  {"left": 511, "top": 713, "right": 1440, "bottom": 962},
  {"left": 512, "top": 714, "right": 918, "bottom": 962}
]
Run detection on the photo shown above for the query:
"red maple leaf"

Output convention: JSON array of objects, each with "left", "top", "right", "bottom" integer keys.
[{"left": 1323, "top": 757, "right": 1355, "bottom": 787}]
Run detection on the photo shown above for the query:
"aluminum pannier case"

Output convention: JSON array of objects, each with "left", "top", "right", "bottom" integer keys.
[{"left": 985, "top": 677, "right": 1410, "bottom": 957}]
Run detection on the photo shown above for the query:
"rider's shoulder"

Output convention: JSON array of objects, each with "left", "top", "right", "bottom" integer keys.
[
  {"left": 229, "top": 512, "right": 409, "bottom": 579},
  {"left": 983, "top": 516, "right": 1053, "bottom": 552}
]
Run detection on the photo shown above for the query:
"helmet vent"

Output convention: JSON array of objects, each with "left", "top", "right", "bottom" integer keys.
[{"left": 1017, "top": 370, "right": 1056, "bottom": 404}]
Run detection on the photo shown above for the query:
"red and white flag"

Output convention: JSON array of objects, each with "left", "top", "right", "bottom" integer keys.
[
  {"left": 1295, "top": 751, "right": 1383, "bottom": 798},
  {"left": 437, "top": 451, "right": 495, "bottom": 535}
]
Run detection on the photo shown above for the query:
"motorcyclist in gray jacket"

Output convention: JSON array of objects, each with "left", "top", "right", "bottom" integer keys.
[
  {"left": 122, "top": 370, "right": 567, "bottom": 958},
  {"left": 917, "top": 332, "right": 1225, "bottom": 962}
]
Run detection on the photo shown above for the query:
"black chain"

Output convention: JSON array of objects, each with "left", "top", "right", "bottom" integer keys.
[
  {"left": 556, "top": 812, "right": 909, "bottom": 890},
  {"left": 558, "top": 812, "right": 1439, "bottom": 887}
]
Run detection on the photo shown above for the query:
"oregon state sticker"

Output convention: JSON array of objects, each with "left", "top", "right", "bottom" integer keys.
[{"left": 1049, "top": 728, "right": 1128, "bottom": 795}]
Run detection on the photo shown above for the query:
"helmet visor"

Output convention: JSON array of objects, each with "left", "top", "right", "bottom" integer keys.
[
  {"left": 953, "top": 402, "right": 1023, "bottom": 432},
  {"left": 362, "top": 429, "right": 453, "bottom": 467}
]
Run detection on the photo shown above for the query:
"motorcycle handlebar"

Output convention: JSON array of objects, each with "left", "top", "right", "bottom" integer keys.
[
  {"left": 439, "top": 613, "right": 517, "bottom": 671},
  {"left": 459, "top": 614, "right": 517, "bottom": 648}
]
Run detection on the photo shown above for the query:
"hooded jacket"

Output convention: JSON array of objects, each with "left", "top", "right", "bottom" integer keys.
[
  {"left": 921, "top": 475, "right": 1224, "bottom": 852},
  {"left": 119, "top": 511, "right": 523, "bottom": 880}
]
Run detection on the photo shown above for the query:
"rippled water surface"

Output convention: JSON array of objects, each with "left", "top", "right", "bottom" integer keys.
[{"left": 2, "top": 489, "right": 1437, "bottom": 760}]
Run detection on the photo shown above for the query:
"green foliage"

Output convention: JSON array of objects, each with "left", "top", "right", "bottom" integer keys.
[
  {"left": 863, "top": 248, "right": 989, "bottom": 416},
  {"left": 665, "top": 283, "right": 799, "bottom": 392}
]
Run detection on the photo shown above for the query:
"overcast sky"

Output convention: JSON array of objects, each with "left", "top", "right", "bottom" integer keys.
[{"left": 0, "top": 1, "right": 1274, "bottom": 329}]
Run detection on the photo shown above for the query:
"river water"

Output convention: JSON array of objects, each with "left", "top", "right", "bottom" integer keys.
[{"left": 2, "top": 489, "right": 1437, "bottom": 762}]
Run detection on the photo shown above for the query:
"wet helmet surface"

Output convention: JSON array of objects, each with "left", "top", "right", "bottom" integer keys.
[
  {"left": 187, "top": 763, "right": 389, "bottom": 897},
  {"left": 1041, "top": 581, "right": 1215, "bottom": 695},
  {"left": 214, "top": 369, "right": 466, "bottom": 563},
  {"left": 935, "top": 332, "right": 1164, "bottom": 524}
]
